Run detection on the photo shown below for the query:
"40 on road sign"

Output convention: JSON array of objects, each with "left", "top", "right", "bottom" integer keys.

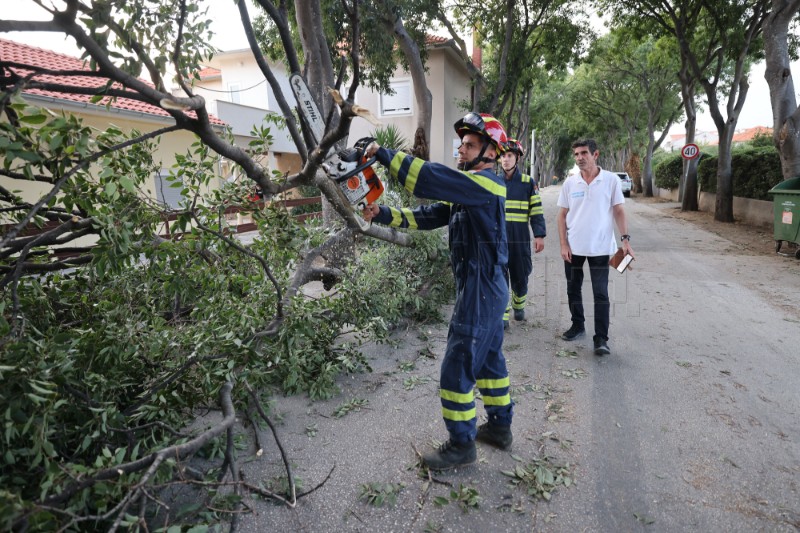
[{"left": 681, "top": 143, "right": 700, "bottom": 159}]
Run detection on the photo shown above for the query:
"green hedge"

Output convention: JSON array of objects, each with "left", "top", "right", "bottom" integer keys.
[
  {"left": 653, "top": 147, "right": 784, "bottom": 201},
  {"left": 697, "top": 147, "right": 784, "bottom": 201},
  {"left": 653, "top": 153, "right": 683, "bottom": 189}
]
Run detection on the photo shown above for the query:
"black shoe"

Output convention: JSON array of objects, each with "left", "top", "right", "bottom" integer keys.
[
  {"left": 503, "top": 320, "right": 509, "bottom": 330},
  {"left": 594, "top": 337, "right": 610, "bottom": 356},
  {"left": 561, "top": 324, "right": 585, "bottom": 341},
  {"left": 513, "top": 308, "right": 526, "bottom": 321},
  {"left": 422, "top": 439, "right": 477, "bottom": 470},
  {"left": 475, "top": 422, "right": 513, "bottom": 450}
]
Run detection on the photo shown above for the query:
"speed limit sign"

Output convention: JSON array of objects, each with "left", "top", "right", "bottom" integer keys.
[{"left": 681, "top": 143, "right": 700, "bottom": 160}]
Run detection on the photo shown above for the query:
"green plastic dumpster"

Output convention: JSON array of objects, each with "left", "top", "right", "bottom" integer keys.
[{"left": 767, "top": 176, "right": 800, "bottom": 258}]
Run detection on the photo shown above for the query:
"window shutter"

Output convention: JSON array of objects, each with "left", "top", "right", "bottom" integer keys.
[{"left": 381, "top": 80, "right": 412, "bottom": 115}]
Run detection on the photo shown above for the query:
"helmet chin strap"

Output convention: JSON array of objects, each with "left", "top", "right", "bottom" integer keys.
[{"left": 459, "top": 140, "right": 494, "bottom": 171}]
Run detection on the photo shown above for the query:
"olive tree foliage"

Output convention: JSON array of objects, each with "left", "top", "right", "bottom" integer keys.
[
  {"left": 763, "top": 0, "right": 800, "bottom": 180},
  {"left": 0, "top": 0, "right": 456, "bottom": 529},
  {"left": 253, "top": 0, "right": 442, "bottom": 160},
  {"left": 435, "top": 0, "right": 586, "bottom": 141},
  {"left": 525, "top": 76, "right": 576, "bottom": 185},
  {"left": 572, "top": 31, "right": 683, "bottom": 196},
  {"left": 602, "top": 0, "right": 770, "bottom": 222}
]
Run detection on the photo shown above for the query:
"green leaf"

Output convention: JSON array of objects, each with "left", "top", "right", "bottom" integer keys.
[
  {"left": 433, "top": 496, "right": 449, "bottom": 507},
  {"left": 119, "top": 176, "right": 135, "bottom": 192},
  {"left": 19, "top": 113, "right": 48, "bottom": 124}
]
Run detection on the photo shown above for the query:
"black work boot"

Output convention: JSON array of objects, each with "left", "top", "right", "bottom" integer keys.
[
  {"left": 513, "top": 308, "right": 526, "bottom": 321},
  {"left": 593, "top": 336, "right": 610, "bottom": 356},
  {"left": 561, "top": 323, "right": 585, "bottom": 341},
  {"left": 475, "top": 422, "right": 513, "bottom": 450},
  {"left": 421, "top": 439, "right": 476, "bottom": 470}
]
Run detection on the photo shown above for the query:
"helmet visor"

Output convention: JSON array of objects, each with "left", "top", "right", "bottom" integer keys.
[{"left": 460, "top": 112, "right": 484, "bottom": 129}]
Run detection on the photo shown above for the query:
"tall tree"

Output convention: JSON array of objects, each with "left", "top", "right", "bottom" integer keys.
[
  {"left": 0, "top": 0, "right": 460, "bottom": 527},
  {"left": 603, "top": 0, "right": 770, "bottom": 222},
  {"left": 610, "top": 34, "right": 683, "bottom": 196},
  {"left": 437, "top": 0, "right": 585, "bottom": 128},
  {"left": 763, "top": 0, "right": 800, "bottom": 179}
]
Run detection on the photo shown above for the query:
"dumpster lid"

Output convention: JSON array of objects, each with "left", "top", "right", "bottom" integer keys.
[{"left": 768, "top": 176, "right": 800, "bottom": 194}]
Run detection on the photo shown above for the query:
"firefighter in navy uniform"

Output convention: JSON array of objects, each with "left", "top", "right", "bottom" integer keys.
[
  {"left": 500, "top": 139, "right": 546, "bottom": 328},
  {"left": 362, "top": 113, "right": 514, "bottom": 470}
]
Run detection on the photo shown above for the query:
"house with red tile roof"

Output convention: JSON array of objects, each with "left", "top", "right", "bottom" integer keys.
[
  {"left": 184, "top": 47, "right": 303, "bottom": 184},
  {"left": 1, "top": 37, "right": 226, "bottom": 210},
  {"left": 189, "top": 33, "right": 474, "bottom": 175},
  {"left": 348, "top": 35, "right": 476, "bottom": 168},
  {"left": 732, "top": 126, "right": 772, "bottom": 144}
]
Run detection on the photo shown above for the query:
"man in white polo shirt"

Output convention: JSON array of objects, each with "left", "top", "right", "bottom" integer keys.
[{"left": 557, "top": 139, "right": 635, "bottom": 355}]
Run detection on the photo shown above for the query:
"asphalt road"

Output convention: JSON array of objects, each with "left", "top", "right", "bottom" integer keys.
[{"left": 235, "top": 185, "right": 800, "bottom": 532}]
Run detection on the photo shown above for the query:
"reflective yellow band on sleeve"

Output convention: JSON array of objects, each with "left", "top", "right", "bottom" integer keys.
[
  {"left": 442, "top": 406, "right": 477, "bottom": 422},
  {"left": 389, "top": 207, "right": 404, "bottom": 227},
  {"left": 404, "top": 157, "right": 424, "bottom": 194},
  {"left": 401, "top": 208, "right": 418, "bottom": 229},
  {"left": 482, "top": 394, "right": 511, "bottom": 406},
  {"left": 440, "top": 388, "right": 474, "bottom": 404},
  {"left": 389, "top": 151, "right": 406, "bottom": 177},
  {"left": 476, "top": 377, "right": 510, "bottom": 390},
  {"left": 465, "top": 171, "right": 506, "bottom": 198}
]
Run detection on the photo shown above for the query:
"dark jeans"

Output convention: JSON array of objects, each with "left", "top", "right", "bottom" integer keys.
[{"left": 564, "top": 255, "right": 610, "bottom": 341}]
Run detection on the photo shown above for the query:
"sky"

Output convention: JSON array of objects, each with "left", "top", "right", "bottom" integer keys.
[{"left": 4, "top": 0, "right": 796, "bottom": 136}]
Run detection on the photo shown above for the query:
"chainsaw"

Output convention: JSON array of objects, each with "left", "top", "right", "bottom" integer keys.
[{"left": 290, "top": 73, "right": 384, "bottom": 230}]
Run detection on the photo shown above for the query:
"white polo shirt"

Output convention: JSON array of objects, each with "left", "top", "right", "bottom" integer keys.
[{"left": 556, "top": 168, "right": 625, "bottom": 256}]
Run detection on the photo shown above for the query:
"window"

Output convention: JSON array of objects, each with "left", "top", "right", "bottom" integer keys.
[
  {"left": 380, "top": 79, "right": 412, "bottom": 116},
  {"left": 154, "top": 170, "right": 184, "bottom": 209},
  {"left": 228, "top": 82, "right": 241, "bottom": 104}
]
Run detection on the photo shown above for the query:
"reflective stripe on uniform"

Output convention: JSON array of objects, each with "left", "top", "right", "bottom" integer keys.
[
  {"left": 476, "top": 377, "right": 510, "bottom": 389},
  {"left": 442, "top": 406, "right": 477, "bottom": 421},
  {"left": 511, "top": 292, "right": 526, "bottom": 310},
  {"left": 440, "top": 388, "right": 476, "bottom": 421},
  {"left": 529, "top": 196, "right": 544, "bottom": 216},
  {"left": 387, "top": 206, "right": 419, "bottom": 229},
  {"left": 506, "top": 199, "right": 530, "bottom": 223},
  {"left": 466, "top": 171, "right": 506, "bottom": 198},
  {"left": 477, "top": 375, "right": 512, "bottom": 408},
  {"left": 482, "top": 393, "right": 511, "bottom": 406},
  {"left": 441, "top": 388, "right": 473, "bottom": 404}
]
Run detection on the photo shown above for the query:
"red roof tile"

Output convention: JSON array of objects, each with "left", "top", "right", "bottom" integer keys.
[
  {"left": 732, "top": 126, "right": 772, "bottom": 143},
  {"left": 425, "top": 34, "right": 449, "bottom": 45},
  {"left": 1, "top": 38, "right": 225, "bottom": 126},
  {"left": 198, "top": 67, "right": 221, "bottom": 80}
]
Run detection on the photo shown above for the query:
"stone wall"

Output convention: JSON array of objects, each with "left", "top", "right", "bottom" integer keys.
[{"left": 650, "top": 187, "right": 773, "bottom": 228}]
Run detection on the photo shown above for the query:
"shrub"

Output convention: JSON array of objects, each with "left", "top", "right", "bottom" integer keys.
[
  {"left": 653, "top": 153, "right": 684, "bottom": 189},
  {"left": 289, "top": 184, "right": 322, "bottom": 217},
  {"left": 697, "top": 147, "right": 783, "bottom": 200},
  {"left": 0, "top": 204, "right": 453, "bottom": 529}
]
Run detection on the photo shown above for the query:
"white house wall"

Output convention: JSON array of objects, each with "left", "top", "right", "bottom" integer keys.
[{"left": 348, "top": 46, "right": 472, "bottom": 169}]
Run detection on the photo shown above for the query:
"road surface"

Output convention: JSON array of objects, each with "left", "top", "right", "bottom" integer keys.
[{"left": 235, "top": 186, "right": 800, "bottom": 532}]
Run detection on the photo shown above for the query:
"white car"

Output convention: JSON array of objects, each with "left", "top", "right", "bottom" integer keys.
[{"left": 616, "top": 172, "right": 632, "bottom": 197}]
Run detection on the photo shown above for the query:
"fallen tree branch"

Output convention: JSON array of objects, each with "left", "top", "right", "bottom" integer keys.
[
  {"left": 244, "top": 380, "right": 296, "bottom": 507},
  {"left": 15, "top": 382, "right": 237, "bottom": 531}
]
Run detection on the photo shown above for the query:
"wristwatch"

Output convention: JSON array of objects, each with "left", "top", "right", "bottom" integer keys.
[{"left": 620, "top": 234, "right": 631, "bottom": 242}]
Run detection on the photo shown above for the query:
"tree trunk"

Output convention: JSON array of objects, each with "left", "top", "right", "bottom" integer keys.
[
  {"left": 381, "top": 3, "right": 432, "bottom": 159},
  {"left": 715, "top": 131, "right": 736, "bottom": 222},
  {"left": 487, "top": 0, "right": 515, "bottom": 112},
  {"left": 679, "top": 63, "right": 699, "bottom": 211},
  {"left": 625, "top": 153, "right": 643, "bottom": 195},
  {"left": 763, "top": 0, "right": 800, "bottom": 180}
]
